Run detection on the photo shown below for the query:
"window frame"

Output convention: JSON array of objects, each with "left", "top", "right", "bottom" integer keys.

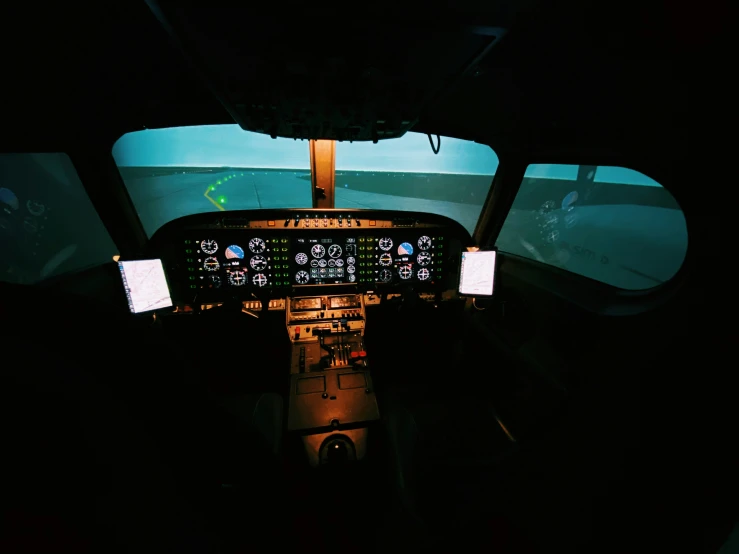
[{"left": 474, "top": 151, "right": 692, "bottom": 315}]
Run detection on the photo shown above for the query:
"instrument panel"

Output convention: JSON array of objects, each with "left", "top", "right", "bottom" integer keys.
[
  {"left": 155, "top": 209, "right": 469, "bottom": 301},
  {"left": 184, "top": 232, "right": 445, "bottom": 291}
]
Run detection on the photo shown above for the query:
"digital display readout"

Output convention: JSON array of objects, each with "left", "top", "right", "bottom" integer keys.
[{"left": 291, "top": 297, "right": 322, "bottom": 311}]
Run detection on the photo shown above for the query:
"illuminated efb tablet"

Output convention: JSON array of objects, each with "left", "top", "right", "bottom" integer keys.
[
  {"left": 458, "top": 250, "right": 497, "bottom": 297},
  {"left": 118, "top": 258, "right": 173, "bottom": 313}
]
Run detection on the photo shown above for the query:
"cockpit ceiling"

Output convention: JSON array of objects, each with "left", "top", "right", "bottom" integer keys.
[{"left": 2, "top": 2, "right": 680, "bottom": 156}]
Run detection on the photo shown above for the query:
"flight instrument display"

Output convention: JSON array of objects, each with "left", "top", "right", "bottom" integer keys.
[{"left": 182, "top": 232, "right": 446, "bottom": 291}]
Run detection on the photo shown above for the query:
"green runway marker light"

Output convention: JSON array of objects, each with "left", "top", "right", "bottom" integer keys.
[
  {"left": 217, "top": 196, "right": 227, "bottom": 204},
  {"left": 216, "top": 180, "right": 222, "bottom": 185},
  {"left": 209, "top": 186, "right": 215, "bottom": 191}
]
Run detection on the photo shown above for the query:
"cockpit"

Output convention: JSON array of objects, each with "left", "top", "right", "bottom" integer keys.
[{"left": 1, "top": 4, "right": 733, "bottom": 552}]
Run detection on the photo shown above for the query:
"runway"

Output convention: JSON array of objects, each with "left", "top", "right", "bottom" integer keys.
[{"left": 119, "top": 167, "right": 490, "bottom": 237}]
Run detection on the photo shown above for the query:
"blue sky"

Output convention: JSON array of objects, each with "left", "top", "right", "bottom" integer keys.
[{"left": 112, "top": 124, "right": 500, "bottom": 175}]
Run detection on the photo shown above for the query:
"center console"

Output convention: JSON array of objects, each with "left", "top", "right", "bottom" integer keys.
[
  {"left": 148, "top": 209, "right": 475, "bottom": 467},
  {"left": 286, "top": 293, "right": 380, "bottom": 465}
]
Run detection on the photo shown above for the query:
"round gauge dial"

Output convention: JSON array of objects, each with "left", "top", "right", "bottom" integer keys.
[
  {"left": 228, "top": 270, "right": 247, "bottom": 286},
  {"left": 295, "top": 270, "right": 309, "bottom": 284},
  {"left": 346, "top": 256, "right": 355, "bottom": 266},
  {"left": 26, "top": 200, "right": 45, "bottom": 216},
  {"left": 327, "top": 259, "right": 336, "bottom": 267},
  {"left": 208, "top": 275, "right": 222, "bottom": 288},
  {"left": 248, "top": 237, "right": 266, "bottom": 253},
  {"left": 379, "top": 269, "right": 392, "bottom": 283},
  {"left": 378, "top": 237, "right": 393, "bottom": 251},
  {"left": 225, "top": 245, "right": 244, "bottom": 259},
  {"left": 318, "top": 258, "right": 327, "bottom": 267},
  {"left": 417, "top": 252, "right": 431, "bottom": 266},
  {"left": 310, "top": 259, "right": 319, "bottom": 267},
  {"left": 311, "top": 244, "right": 326, "bottom": 258},
  {"left": 200, "top": 239, "right": 218, "bottom": 254},
  {"left": 418, "top": 236, "right": 432, "bottom": 250},
  {"left": 328, "top": 244, "right": 342, "bottom": 258},
  {"left": 334, "top": 259, "right": 344, "bottom": 267},
  {"left": 252, "top": 273, "right": 268, "bottom": 287},
  {"left": 398, "top": 242, "right": 414, "bottom": 256},
  {"left": 398, "top": 264, "right": 413, "bottom": 280},
  {"left": 417, "top": 268, "right": 430, "bottom": 281},
  {"left": 348, "top": 274, "right": 356, "bottom": 283},
  {"left": 295, "top": 253, "right": 308, "bottom": 265},
  {"left": 203, "top": 257, "right": 220, "bottom": 271},
  {"left": 346, "top": 265, "right": 355, "bottom": 274},
  {"left": 250, "top": 255, "right": 267, "bottom": 271},
  {"left": 379, "top": 253, "right": 392, "bottom": 266}
]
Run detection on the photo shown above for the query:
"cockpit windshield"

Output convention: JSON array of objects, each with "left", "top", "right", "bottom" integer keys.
[
  {"left": 113, "top": 125, "right": 312, "bottom": 237},
  {"left": 113, "top": 125, "right": 498, "bottom": 237}
]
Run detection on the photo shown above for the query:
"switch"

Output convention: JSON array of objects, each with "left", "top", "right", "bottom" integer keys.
[
  {"left": 340, "top": 318, "right": 348, "bottom": 327},
  {"left": 284, "top": 219, "right": 290, "bottom": 226},
  {"left": 356, "top": 219, "right": 361, "bottom": 226},
  {"left": 295, "top": 326, "right": 300, "bottom": 339},
  {"left": 293, "top": 217, "right": 300, "bottom": 227},
  {"left": 359, "top": 350, "right": 367, "bottom": 357}
]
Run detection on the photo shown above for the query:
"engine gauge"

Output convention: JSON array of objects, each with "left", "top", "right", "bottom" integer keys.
[
  {"left": 378, "top": 237, "right": 393, "bottom": 251},
  {"left": 310, "top": 259, "right": 319, "bottom": 267},
  {"left": 311, "top": 244, "right": 326, "bottom": 258},
  {"left": 250, "top": 255, "right": 267, "bottom": 271},
  {"left": 346, "top": 257, "right": 355, "bottom": 266},
  {"left": 200, "top": 239, "right": 218, "bottom": 254},
  {"left": 318, "top": 258, "right": 327, "bottom": 267},
  {"left": 328, "top": 244, "right": 342, "bottom": 258},
  {"left": 328, "top": 259, "right": 336, "bottom": 267},
  {"left": 335, "top": 259, "right": 344, "bottom": 267},
  {"left": 203, "top": 257, "right": 220, "bottom": 271},
  {"left": 248, "top": 237, "right": 266, "bottom": 253},
  {"left": 346, "top": 265, "right": 355, "bottom": 274},
  {"left": 228, "top": 270, "right": 247, "bottom": 286},
  {"left": 295, "top": 252, "right": 308, "bottom": 265},
  {"left": 295, "top": 270, "right": 309, "bottom": 284}
]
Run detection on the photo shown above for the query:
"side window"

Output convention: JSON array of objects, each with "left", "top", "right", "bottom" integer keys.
[
  {"left": 495, "top": 164, "right": 688, "bottom": 290},
  {"left": 0, "top": 153, "right": 117, "bottom": 284}
]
